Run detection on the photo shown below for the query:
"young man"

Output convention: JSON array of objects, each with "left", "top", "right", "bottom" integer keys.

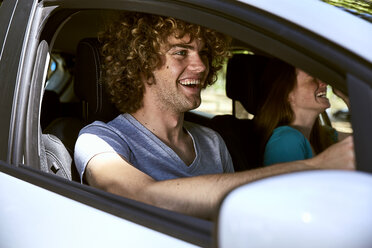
[{"left": 74, "top": 12, "right": 355, "bottom": 219}]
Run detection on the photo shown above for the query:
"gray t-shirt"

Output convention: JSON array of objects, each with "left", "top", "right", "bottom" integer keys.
[{"left": 74, "top": 113, "right": 234, "bottom": 182}]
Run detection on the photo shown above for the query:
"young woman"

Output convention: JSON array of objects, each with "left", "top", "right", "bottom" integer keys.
[{"left": 254, "top": 59, "right": 350, "bottom": 166}]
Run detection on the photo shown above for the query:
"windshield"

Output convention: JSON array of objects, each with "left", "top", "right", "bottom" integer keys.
[{"left": 321, "top": 0, "right": 372, "bottom": 23}]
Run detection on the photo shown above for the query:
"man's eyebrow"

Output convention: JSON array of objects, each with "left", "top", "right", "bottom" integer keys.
[
  {"left": 167, "top": 44, "right": 195, "bottom": 51},
  {"left": 168, "top": 43, "right": 205, "bottom": 51}
]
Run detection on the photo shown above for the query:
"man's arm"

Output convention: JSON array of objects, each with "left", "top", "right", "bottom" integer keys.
[{"left": 85, "top": 136, "right": 355, "bottom": 219}]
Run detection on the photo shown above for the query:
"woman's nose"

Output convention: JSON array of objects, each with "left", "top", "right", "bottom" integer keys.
[{"left": 318, "top": 80, "right": 327, "bottom": 87}]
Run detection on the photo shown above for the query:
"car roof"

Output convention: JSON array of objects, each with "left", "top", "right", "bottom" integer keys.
[{"left": 240, "top": 0, "right": 372, "bottom": 63}]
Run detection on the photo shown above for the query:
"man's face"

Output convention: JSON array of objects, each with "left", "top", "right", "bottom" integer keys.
[{"left": 148, "top": 34, "right": 209, "bottom": 114}]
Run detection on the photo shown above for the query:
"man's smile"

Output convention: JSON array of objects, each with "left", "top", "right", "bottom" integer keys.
[{"left": 178, "top": 78, "right": 202, "bottom": 88}]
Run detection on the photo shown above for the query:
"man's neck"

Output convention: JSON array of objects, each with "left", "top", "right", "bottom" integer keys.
[
  {"left": 131, "top": 106, "right": 186, "bottom": 146},
  {"left": 131, "top": 106, "right": 196, "bottom": 166}
]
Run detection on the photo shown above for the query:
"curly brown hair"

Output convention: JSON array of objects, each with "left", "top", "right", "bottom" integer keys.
[{"left": 99, "top": 12, "right": 231, "bottom": 113}]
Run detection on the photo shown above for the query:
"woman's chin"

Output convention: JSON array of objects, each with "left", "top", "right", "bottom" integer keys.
[{"left": 321, "top": 104, "right": 331, "bottom": 112}]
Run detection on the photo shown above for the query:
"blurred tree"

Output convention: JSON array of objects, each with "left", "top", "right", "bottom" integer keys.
[{"left": 321, "top": 0, "right": 372, "bottom": 22}]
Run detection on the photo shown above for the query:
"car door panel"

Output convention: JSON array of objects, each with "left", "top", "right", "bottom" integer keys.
[{"left": 0, "top": 163, "right": 198, "bottom": 248}]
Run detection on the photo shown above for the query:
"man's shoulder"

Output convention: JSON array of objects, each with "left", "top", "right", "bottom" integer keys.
[{"left": 79, "top": 114, "right": 128, "bottom": 137}]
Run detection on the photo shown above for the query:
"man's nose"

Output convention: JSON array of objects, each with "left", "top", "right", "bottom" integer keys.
[{"left": 189, "top": 53, "right": 207, "bottom": 73}]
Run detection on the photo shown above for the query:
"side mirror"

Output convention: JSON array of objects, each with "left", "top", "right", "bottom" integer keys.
[{"left": 217, "top": 170, "right": 372, "bottom": 248}]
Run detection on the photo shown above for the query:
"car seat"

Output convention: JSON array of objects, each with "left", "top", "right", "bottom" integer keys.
[
  {"left": 74, "top": 38, "right": 119, "bottom": 124},
  {"left": 210, "top": 53, "right": 269, "bottom": 171},
  {"left": 41, "top": 38, "right": 119, "bottom": 181}
]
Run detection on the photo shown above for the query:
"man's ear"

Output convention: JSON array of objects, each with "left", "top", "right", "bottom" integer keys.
[
  {"left": 140, "top": 72, "right": 155, "bottom": 85},
  {"left": 147, "top": 74, "right": 155, "bottom": 85}
]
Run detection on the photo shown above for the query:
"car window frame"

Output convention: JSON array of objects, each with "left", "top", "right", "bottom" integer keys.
[
  {"left": 347, "top": 74, "right": 372, "bottom": 171},
  {"left": 0, "top": 0, "right": 36, "bottom": 162}
]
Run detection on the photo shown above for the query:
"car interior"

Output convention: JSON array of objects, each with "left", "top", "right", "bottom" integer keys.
[
  {"left": 37, "top": 9, "right": 349, "bottom": 183},
  {"left": 40, "top": 40, "right": 264, "bottom": 181},
  {"left": 37, "top": 10, "right": 265, "bottom": 182}
]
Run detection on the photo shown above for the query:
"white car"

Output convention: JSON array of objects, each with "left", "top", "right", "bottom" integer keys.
[{"left": 1, "top": 0, "right": 372, "bottom": 247}]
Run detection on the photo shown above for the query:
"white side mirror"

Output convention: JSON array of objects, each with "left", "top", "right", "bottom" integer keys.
[{"left": 217, "top": 170, "right": 372, "bottom": 248}]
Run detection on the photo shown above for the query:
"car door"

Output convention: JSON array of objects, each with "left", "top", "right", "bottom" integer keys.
[
  {"left": 1, "top": 0, "right": 372, "bottom": 247},
  {"left": 0, "top": 0, "right": 35, "bottom": 163},
  {"left": 0, "top": 1, "right": 211, "bottom": 247}
]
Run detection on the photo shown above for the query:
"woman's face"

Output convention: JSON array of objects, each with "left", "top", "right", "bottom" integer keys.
[{"left": 288, "top": 69, "right": 331, "bottom": 116}]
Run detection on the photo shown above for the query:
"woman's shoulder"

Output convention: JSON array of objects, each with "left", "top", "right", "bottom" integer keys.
[
  {"left": 271, "top": 125, "right": 305, "bottom": 140},
  {"left": 264, "top": 126, "right": 312, "bottom": 166}
]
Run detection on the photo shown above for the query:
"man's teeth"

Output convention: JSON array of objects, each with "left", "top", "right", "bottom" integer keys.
[
  {"left": 316, "top": 92, "right": 327, "bottom": 97},
  {"left": 179, "top": 79, "right": 200, "bottom": 86}
]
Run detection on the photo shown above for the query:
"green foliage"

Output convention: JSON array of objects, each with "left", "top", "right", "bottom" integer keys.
[{"left": 321, "top": 0, "right": 372, "bottom": 22}]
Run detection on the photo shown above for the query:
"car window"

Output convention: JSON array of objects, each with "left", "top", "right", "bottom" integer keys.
[
  {"left": 196, "top": 52, "right": 353, "bottom": 130},
  {"left": 38, "top": 7, "right": 357, "bottom": 181},
  {"left": 196, "top": 52, "right": 252, "bottom": 119},
  {"left": 196, "top": 60, "right": 232, "bottom": 116},
  {"left": 327, "top": 86, "right": 352, "bottom": 133},
  {"left": 46, "top": 57, "right": 57, "bottom": 81}
]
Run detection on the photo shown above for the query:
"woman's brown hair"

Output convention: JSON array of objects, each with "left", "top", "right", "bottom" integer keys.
[
  {"left": 99, "top": 12, "right": 231, "bottom": 114},
  {"left": 254, "top": 58, "right": 335, "bottom": 164}
]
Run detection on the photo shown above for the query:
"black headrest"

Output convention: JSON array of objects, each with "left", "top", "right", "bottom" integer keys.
[
  {"left": 74, "top": 38, "right": 119, "bottom": 123},
  {"left": 226, "top": 54, "right": 269, "bottom": 115}
]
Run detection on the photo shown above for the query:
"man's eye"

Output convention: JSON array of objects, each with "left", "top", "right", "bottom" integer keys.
[{"left": 174, "top": 50, "right": 187, "bottom": 56}]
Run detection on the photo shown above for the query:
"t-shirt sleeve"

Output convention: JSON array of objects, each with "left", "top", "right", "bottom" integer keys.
[
  {"left": 74, "top": 123, "right": 130, "bottom": 182},
  {"left": 263, "top": 128, "right": 311, "bottom": 166}
]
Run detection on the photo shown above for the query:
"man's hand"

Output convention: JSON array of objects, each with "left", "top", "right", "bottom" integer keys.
[{"left": 305, "top": 136, "right": 355, "bottom": 170}]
